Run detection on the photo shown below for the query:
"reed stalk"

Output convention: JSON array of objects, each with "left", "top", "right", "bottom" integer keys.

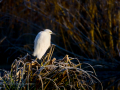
[{"left": 107, "top": 0, "right": 114, "bottom": 55}]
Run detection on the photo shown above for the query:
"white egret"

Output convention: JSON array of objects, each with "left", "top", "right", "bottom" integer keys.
[{"left": 33, "top": 29, "right": 55, "bottom": 60}]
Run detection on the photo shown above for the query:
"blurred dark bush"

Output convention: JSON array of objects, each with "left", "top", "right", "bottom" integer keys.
[{"left": 0, "top": 0, "right": 120, "bottom": 65}]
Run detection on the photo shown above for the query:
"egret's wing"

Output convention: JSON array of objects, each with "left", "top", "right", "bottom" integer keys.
[
  {"left": 33, "top": 31, "right": 51, "bottom": 59},
  {"left": 33, "top": 32, "right": 42, "bottom": 56},
  {"left": 33, "top": 31, "right": 47, "bottom": 59},
  {"left": 34, "top": 32, "right": 41, "bottom": 50}
]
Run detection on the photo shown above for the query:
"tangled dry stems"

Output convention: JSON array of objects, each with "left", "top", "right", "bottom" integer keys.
[{"left": 0, "top": 46, "right": 103, "bottom": 90}]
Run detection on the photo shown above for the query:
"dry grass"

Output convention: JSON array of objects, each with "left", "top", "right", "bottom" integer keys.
[{"left": 0, "top": 45, "right": 103, "bottom": 90}]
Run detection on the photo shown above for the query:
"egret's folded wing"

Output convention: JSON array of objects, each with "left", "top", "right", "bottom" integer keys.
[
  {"left": 33, "top": 32, "right": 42, "bottom": 56},
  {"left": 34, "top": 32, "right": 41, "bottom": 50},
  {"left": 33, "top": 31, "right": 51, "bottom": 59},
  {"left": 33, "top": 31, "right": 47, "bottom": 58}
]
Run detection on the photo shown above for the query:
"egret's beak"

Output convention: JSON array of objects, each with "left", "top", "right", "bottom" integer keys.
[{"left": 52, "top": 32, "right": 56, "bottom": 35}]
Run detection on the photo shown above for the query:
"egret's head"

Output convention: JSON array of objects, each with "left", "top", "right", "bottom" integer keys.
[{"left": 44, "top": 29, "right": 55, "bottom": 35}]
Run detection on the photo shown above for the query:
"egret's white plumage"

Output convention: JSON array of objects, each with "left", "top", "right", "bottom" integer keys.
[{"left": 33, "top": 29, "right": 54, "bottom": 60}]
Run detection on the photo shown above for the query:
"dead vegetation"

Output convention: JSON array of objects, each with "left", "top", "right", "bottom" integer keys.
[{"left": 0, "top": 46, "right": 103, "bottom": 90}]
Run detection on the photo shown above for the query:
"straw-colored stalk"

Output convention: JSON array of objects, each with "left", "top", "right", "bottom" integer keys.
[
  {"left": 117, "top": 10, "right": 120, "bottom": 56},
  {"left": 89, "top": 0, "right": 96, "bottom": 56},
  {"left": 107, "top": 0, "right": 114, "bottom": 54}
]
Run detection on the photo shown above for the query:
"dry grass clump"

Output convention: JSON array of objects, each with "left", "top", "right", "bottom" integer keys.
[{"left": 0, "top": 46, "right": 103, "bottom": 90}]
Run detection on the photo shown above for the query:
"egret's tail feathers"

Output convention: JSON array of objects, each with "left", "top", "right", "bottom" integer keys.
[
  {"left": 33, "top": 49, "right": 46, "bottom": 60},
  {"left": 33, "top": 52, "right": 42, "bottom": 60},
  {"left": 37, "top": 51, "right": 45, "bottom": 60},
  {"left": 37, "top": 54, "right": 42, "bottom": 60},
  {"left": 33, "top": 51, "right": 37, "bottom": 57}
]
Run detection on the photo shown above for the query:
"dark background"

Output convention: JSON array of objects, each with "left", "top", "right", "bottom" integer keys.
[{"left": 0, "top": 0, "right": 120, "bottom": 89}]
